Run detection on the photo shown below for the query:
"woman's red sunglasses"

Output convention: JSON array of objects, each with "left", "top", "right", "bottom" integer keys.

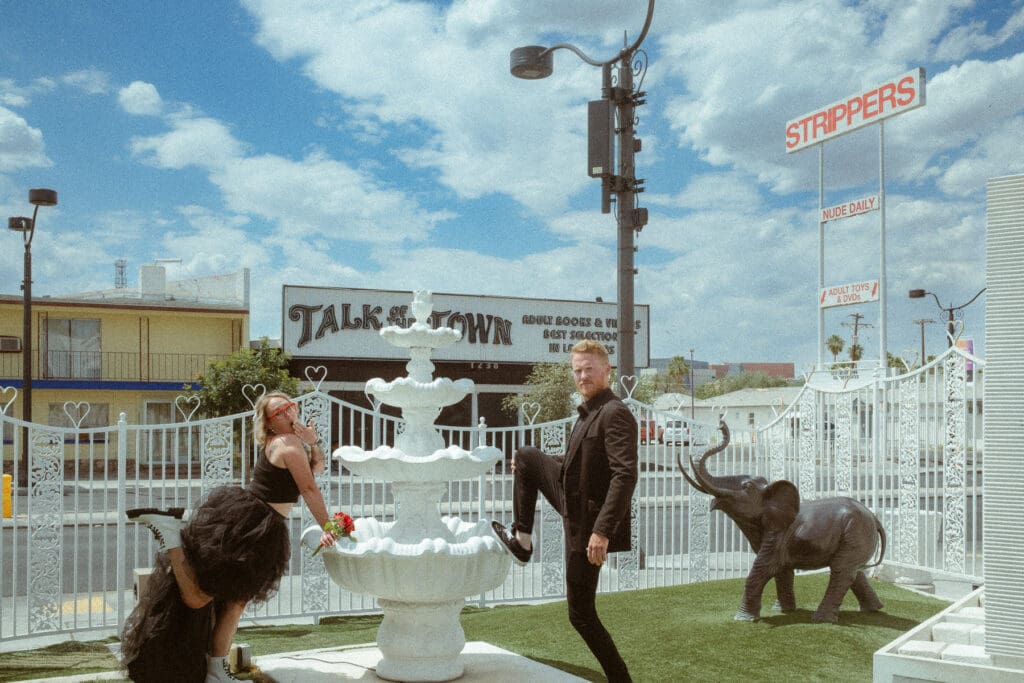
[{"left": 266, "top": 401, "right": 296, "bottom": 421}]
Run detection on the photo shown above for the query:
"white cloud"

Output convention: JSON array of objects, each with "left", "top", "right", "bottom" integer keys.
[
  {"left": 0, "top": 106, "right": 50, "bottom": 170},
  {"left": 119, "top": 81, "right": 163, "bottom": 116},
  {"left": 62, "top": 68, "right": 111, "bottom": 95},
  {"left": 130, "top": 115, "right": 245, "bottom": 169},
  {"left": 211, "top": 150, "right": 454, "bottom": 244},
  {"left": 242, "top": 0, "right": 611, "bottom": 215}
]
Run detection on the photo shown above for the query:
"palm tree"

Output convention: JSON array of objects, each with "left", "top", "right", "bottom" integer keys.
[
  {"left": 825, "top": 334, "right": 845, "bottom": 362},
  {"left": 667, "top": 355, "right": 690, "bottom": 392},
  {"left": 848, "top": 342, "right": 864, "bottom": 363}
]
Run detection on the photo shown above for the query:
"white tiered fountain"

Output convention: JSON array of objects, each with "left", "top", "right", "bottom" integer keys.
[{"left": 303, "top": 290, "right": 512, "bottom": 682}]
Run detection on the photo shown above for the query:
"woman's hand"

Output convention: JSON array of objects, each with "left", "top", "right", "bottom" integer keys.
[
  {"left": 293, "top": 418, "right": 320, "bottom": 447},
  {"left": 320, "top": 528, "right": 337, "bottom": 549}
]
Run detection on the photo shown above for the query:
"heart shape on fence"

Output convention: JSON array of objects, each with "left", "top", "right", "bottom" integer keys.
[
  {"left": 304, "top": 365, "right": 328, "bottom": 389},
  {"left": 619, "top": 375, "right": 637, "bottom": 399},
  {"left": 364, "top": 388, "right": 380, "bottom": 409},
  {"left": 242, "top": 383, "right": 266, "bottom": 408},
  {"left": 0, "top": 386, "right": 16, "bottom": 415},
  {"left": 63, "top": 401, "right": 91, "bottom": 428},
  {"left": 947, "top": 319, "right": 966, "bottom": 345},
  {"left": 521, "top": 402, "right": 541, "bottom": 424},
  {"left": 175, "top": 395, "right": 201, "bottom": 422}
]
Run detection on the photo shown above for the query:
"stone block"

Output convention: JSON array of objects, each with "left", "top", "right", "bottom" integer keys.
[
  {"left": 897, "top": 639, "right": 947, "bottom": 659},
  {"left": 932, "top": 621, "right": 976, "bottom": 645},
  {"left": 947, "top": 606, "right": 985, "bottom": 624},
  {"left": 941, "top": 643, "right": 993, "bottom": 666},
  {"left": 970, "top": 625, "right": 985, "bottom": 646}
]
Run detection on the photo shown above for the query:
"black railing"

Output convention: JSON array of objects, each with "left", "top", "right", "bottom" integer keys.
[{"left": 0, "top": 351, "right": 228, "bottom": 382}]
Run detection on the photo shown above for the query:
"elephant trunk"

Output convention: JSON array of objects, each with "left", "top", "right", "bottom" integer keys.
[{"left": 690, "top": 420, "right": 734, "bottom": 498}]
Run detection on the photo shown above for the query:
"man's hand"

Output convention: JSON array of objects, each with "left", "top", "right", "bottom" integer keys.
[{"left": 587, "top": 532, "right": 609, "bottom": 566}]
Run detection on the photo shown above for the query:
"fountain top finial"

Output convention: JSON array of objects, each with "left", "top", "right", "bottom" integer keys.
[{"left": 411, "top": 290, "right": 433, "bottom": 323}]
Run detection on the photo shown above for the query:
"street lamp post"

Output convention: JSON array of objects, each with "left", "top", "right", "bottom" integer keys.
[
  {"left": 908, "top": 288, "right": 986, "bottom": 348},
  {"left": 510, "top": 0, "right": 654, "bottom": 384},
  {"left": 8, "top": 188, "right": 58, "bottom": 486}
]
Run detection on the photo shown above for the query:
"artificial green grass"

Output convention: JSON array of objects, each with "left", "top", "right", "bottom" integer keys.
[{"left": 0, "top": 575, "right": 949, "bottom": 682}]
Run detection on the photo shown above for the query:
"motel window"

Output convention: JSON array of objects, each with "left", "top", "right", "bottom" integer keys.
[
  {"left": 45, "top": 318, "right": 101, "bottom": 379},
  {"left": 141, "top": 401, "right": 201, "bottom": 465},
  {"left": 48, "top": 402, "right": 110, "bottom": 442}
]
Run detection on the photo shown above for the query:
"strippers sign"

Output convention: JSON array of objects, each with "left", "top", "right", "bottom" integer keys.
[
  {"left": 819, "top": 280, "right": 879, "bottom": 309},
  {"left": 786, "top": 68, "right": 925, "bottom": 153}
]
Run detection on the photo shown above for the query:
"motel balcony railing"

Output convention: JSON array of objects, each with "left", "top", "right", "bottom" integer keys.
[{"left": 0, "top": 350, "right": 228, "bottom": 383}]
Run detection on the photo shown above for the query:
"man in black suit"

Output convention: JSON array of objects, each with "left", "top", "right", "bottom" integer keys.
[{"left": 493, "top": 340, "right": 637, "bottom": 682}]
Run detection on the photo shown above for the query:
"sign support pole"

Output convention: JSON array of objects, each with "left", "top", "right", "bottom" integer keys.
[
  {"left": 878, "top": 120, "right": 888, "bottom": 370},
  {"left": 817, "top": 144, "right": 825, "bottom": 369}
]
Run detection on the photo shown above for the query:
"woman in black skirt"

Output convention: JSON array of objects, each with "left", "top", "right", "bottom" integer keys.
[{"left": 120, "top": 391, "right": 338, "bottom": 682}]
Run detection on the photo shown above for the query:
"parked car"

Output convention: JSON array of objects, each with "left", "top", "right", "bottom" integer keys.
[
  {"left": 640, "top": 419, "right": 664, "bottom": 445},
  {"left": 660, "top": 419, "right": 709, "bottom": 447},
  {"left": 662, "top": 419, "right": 688, "bottom": 446}
]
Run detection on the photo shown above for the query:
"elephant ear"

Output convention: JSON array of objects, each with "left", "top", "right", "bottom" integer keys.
[{"left": 762, "top": 480, "right": 800, "bottom": 532}]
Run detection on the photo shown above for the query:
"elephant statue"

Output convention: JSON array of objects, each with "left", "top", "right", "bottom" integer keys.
[{"left": 679, "top": 420, "right": 886, "bottom": 623}]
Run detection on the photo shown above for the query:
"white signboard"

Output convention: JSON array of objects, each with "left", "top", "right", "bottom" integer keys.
[
  {"left": 819, "top": 280, "right": 879, "bottom": 308},
  {"left": 283, "top": 286, "right": 650, "bottom": 367},
  {"left": 821, "top": 194, "right": 879, "bottom": 223},
  {"left": 786, "top": 68, "right": 925, "bottom": 153}
]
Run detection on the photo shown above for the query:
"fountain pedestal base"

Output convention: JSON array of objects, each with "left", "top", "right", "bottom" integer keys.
[{"left": 376, "top": 598, "right": 466, "bottom": 682}]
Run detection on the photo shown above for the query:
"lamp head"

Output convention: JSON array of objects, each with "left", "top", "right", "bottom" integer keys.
[
  {"left": 8, "top": 217, "right": 32, "bottom": 233},
  {"left": 510, "top": 45, "right": 553, "bottom": 79},
  {"left": 29, "top": 188, "right": 58, "bottom": 207},
  {"left": 908, "top": 289, "right": 926, "bottom": 299}
]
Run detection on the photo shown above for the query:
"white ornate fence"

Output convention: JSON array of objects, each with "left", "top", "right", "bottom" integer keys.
[{"left": 0, "top": 344, "right": 983, "bottom": 646}]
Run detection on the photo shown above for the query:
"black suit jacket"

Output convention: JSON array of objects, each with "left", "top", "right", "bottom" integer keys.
[{"left": 560, "top": 388, "right": 638, "bottom": 554}]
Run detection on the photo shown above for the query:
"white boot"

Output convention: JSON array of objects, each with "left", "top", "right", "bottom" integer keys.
[
  {"left": 205, "top": 654, "right": 240, "bottom": 682},
  {"left": 126, "top": 508, "right": 184, "bottom": 552}
]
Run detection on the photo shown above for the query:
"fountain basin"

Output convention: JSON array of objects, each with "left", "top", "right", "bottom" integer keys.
[
  {"left": 303, "top": 517, "right": 512, "bottom": 602},
  {"left": 336, "top": 444, "right": 501, "bottom": 481},
  {"left": 381, "top": 323, "right": 460, "bottom": 348},
  {"left": 366, "top": 376, "right": 472, "bottom": 409}
]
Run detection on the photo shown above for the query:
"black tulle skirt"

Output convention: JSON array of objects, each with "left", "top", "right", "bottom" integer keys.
[{"left": 120, "top": 486, "right": 291, "bottom": 683}]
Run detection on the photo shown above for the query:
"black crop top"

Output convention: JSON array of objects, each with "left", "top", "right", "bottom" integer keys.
[{"left": 249, "top": 449, "right": 301, "bottom": 504}]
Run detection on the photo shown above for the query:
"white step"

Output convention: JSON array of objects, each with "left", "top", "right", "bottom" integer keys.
[
  {"left": 941, "top": 643, "right": 993, "bottom": 666},
  {"left": 897, "top": 639, "right": 947, "bottom": 659},
  {"left": 947, "top": 606, "right": 985, "bottom": 625},
  {"left": 932, "top": 621, "right": 976, "bottom": 645}
]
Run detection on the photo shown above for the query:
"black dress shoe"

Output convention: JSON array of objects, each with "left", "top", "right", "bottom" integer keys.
[{"left": 491, "top": 521, "right": 532, "bottom": 566}]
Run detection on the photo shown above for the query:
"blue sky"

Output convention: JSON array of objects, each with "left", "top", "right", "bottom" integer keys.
[{"left": 2, "top": 1, "right": 1021, "bottom": 371}]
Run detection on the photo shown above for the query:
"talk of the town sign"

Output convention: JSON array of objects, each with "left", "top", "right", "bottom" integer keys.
[{"left": 283, "top": 286, "right": 650, "bottom": 368}]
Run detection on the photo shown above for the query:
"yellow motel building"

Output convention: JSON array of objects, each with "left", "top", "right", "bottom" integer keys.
[{"left": 1, "top": 265, "right": 250, "bottom": 437}]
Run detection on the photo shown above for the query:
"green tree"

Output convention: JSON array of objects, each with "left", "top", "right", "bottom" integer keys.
[
  {"left": 666, "top": 355, "right": 690, "bottom": 392},
  {"left": 501, "top": 362, "right": 575, "bottom": 423},
  {"left": 887, "top": 351, "right": 911, "bottom": 372},
  {"left": 694, "top": 371, "right": 790, "bottom": 399},
  {"left": 626, "top": 372, "right": 657, "bottom": 405},
  {"left": 848, "top": 342, "right": 864, "bottom": 363},
  {"left": 187, "top": 338, "right": 301, "bottom": 417},
  {"left": 825, "top": 334, "right": 845, "bottom": 362}
]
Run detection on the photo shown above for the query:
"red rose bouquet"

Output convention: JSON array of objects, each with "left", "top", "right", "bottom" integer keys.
[{"left": 312, "top": 511, "right": 357, "bottom": 556}]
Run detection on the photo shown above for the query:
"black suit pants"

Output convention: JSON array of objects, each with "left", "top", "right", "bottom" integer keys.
[{"left": 512, "top": 448, "right": 631, "bottom": 682}]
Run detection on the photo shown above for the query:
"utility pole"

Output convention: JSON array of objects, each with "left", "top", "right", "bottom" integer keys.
[
  {"left": 914, "top": 318, "right": 935, "bottom": 366},
  {"left": 841, "top": 312, "right": 873, "bottom": 348},
  {"left": 841, "top": 312, "right": 873, "bottom": 364},
  {"left": 689, "top": 348, "right": 694, "bottom": 419}
]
